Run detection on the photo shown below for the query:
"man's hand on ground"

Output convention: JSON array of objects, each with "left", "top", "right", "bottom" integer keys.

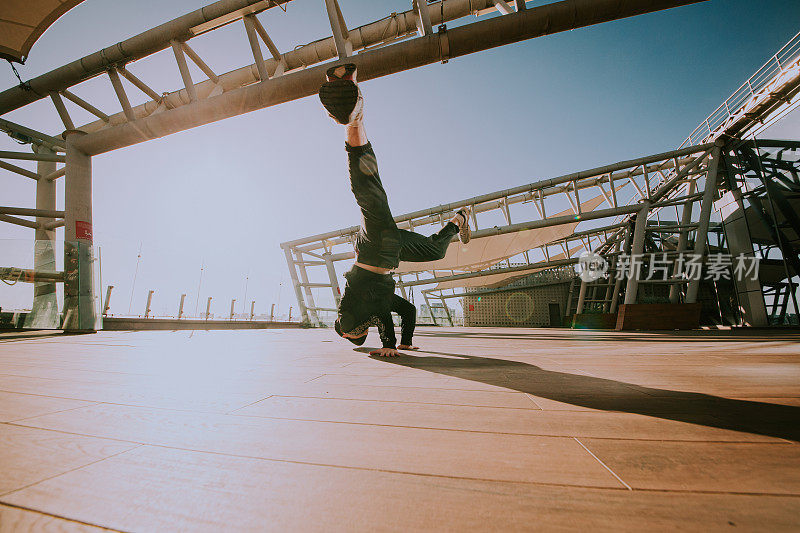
[
  {"left": 397, "top": 345, "right": 419, "bottom": 351},
  {"left": 369, "top": 347, "right": 399, "bottom": 357}
]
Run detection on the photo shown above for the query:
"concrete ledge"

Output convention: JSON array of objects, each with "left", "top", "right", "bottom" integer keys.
[
  {"left": 102, "top": 317, "right": 303, "bottom": 331},
  {"left": 616, "top": 303, "right": 702, "bottom": 331},
  {"left": 572, "top": 313, "right": 617, "bottom": 329}
]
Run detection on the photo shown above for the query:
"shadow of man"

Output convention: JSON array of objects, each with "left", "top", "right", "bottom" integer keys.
[{"left": 363, "top": 349, "right": 800, "bottom": 442}]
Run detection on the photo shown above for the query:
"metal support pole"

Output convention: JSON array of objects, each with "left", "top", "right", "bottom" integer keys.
[
  {"left": 603, "top": 242, "right": 620, "bottom": 312},
  {"left": 439, "top": 294, "right": 454, "bottom": 326},
  {"left": 576, "top": 280, "right": 587, "bottom": 313},
  {"left": 242, "top": 15, "right": 269, "bottom": 81},
  {"left": 422, "top": 291, "right": 438, "bottom": 325},
  {"left": 107, "top": 68, "right": 136, "bottom": 121},
  {"left": 324, "top": 0, "right": 350, "bottom": 60},
  {"left": 415, "top": 0, "right": 433, "bottom": 35},
  {"left": 171, "top": 40, "right": 197, "bottom": 101},
  {"left": 686, "top": 146, "right": 721, "bottom": 304},
  {"left": 205, "top": 297, "right": 212, "bottom": 320},
  {"left": 178, "top": 293, "right": 186, "bottom": 318},
  {"left": 270, "top": 303, "right": 275, "bottom": 321},
  {"left": 103, "top": 285, "right": 113, "bottom": 317},
  {"left": 295, "top": 251, "right": 320, "bottom": 325},
  {"left": 27, "top": 145, "right": 59, "bottom": 328},
  {"left": 181, "top": 42, "right": 220, "bottom": 83},
  {"left": 493, "top": 0, "right": 515, "bottom": 15},
  {"left": 283, "top": 247, "right": 310, "bottom": 325},
  {"left": 250, "top": 300, "right": 255, "bottom": 320},
  {"left": 230, "top": 299, "right": 236, "bottom": 319},
  {"left": 145, "top": 290, "right": 154, "bottom": 318},
  {"left": 61, "top": 90, "right": 110, "bottom": 122},
  {"left": 323, "top": 252, "right": 342, "bottom": 307},
  {"left": 623, "top": 201, "right": 651, "bottom": 305},
  {"left": 118, "top": 67, "right": 168, "bottom": 106},
  {"left": 49, "top": 92, "right": 75, "bottom": 130},
  {"left": 669, "top": 180, "right": 696, "bottom": 303},
  {"left": 63, "top": 132, "right": 96, "bottom": 331}
]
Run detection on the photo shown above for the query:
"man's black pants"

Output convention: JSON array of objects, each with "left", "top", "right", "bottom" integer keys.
[{"left": 346, "top": 142, "right": 458, "bottom": 269}]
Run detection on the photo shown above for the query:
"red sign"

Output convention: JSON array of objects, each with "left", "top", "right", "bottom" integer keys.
[
  {"left": 75, "top": 220, "right": 93, "bottom": 242},
  {"left": 469, "top": 304, "right": 474, "bottom": 311}
]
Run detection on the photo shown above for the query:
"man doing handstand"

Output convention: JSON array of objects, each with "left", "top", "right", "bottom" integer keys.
[{"left": 319, "top": 64, "right": 471, "bottom": 357}]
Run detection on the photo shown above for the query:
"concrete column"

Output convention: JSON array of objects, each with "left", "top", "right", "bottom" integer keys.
[
  {"left": 623, "top": 201, "right": 650, "bottom": 305},
  {"left": 63, "top": 132, "right": 96, "bottom": 331},
  {"left": 686, "top": 146, "right": 721, "bottom": 304},
  {"left": 26, "top": 145, "right": 59, "bottom": 328}
]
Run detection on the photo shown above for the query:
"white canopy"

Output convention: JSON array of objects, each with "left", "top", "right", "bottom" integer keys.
[{"left": 395, "top": 192, "right": 607, "bottom": 275}]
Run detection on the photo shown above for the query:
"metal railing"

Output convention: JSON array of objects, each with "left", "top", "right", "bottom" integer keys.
[{"left": 680, "top": 31, "right": 800, "bottom": 148}]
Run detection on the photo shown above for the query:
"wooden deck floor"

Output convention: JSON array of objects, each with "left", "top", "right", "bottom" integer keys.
[{"left": 0, "top": 327, "right": 799, "bottom": 531}]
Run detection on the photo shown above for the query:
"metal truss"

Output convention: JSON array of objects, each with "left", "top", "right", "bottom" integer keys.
[
  {"left": 0, "top": 0, "right": 705, "bottom": 155},
  {"left": 280, "top": 141, "right": 717, "bottom": 325}
]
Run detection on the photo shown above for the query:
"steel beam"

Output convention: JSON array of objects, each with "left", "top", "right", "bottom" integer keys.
[
  {"left": 118, "top": 67, "right": 168, "bottom": 105},
  {"left": 0, "top": 0, "right": 292, "bottom": 113},
  {"left": 243, "top": 15, "right": 269, "bottom": 81},
  {"left": 61, "top": 90, "right": 111, "bottom": 122},
  {"left": 623, "top": 201, "right": 650, "bottom": 305},
  {"left": 685, "top": 146, "right": 721, "bottom": 303},
  {"left": 181, "top": 42, "right": 220, "bottom": 83},
  {"left": 0, "top": 160, "right": 40, "bottom": 180},
  {"left": 49, "top": 92, "right": 76, "bottom": 130},
  {"left": 0, "top": 214, "right": 39, "bottom": 229},
  {"left": 69, "top": 0, "right": 707, "bottom": 156},
  {"left": 107, "top": 68, "right": 136, "bottom": 121},
  {"left": 0, "top": 151, "right": 65, "bottom": 162},
  {"left": 171, "top": 40, "right": 198, "bottom": 101},
  {"left": 0, "top": 206, "right": 64, "bottom": 218},
  {"left": 0, "top": 118, "right": 65, "bottom": 149}
]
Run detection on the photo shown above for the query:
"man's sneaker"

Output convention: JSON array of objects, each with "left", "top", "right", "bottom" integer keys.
[
  {"left": 455, "top": 208, "right": 471, "bottom": 244},
  {"left": 319, "top": 64, "right": 363, "bottom": 125}
]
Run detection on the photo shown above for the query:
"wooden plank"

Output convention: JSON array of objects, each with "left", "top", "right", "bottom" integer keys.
[
  {"left": 16, "top": 403, "right": 622, "bottom": 487},
  {"left": 4, "top": 445, "right": 800, "bottom": 532},
  {"left": 0, "top": 504, "right": 116, "bottom": 532},
  {"left": 0, "top": 424, "right": 137, "bottom": 495}
]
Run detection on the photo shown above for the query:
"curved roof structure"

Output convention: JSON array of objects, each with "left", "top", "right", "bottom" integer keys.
[{"left": 0, "top": 0, "right": 85, "bottom": 63}]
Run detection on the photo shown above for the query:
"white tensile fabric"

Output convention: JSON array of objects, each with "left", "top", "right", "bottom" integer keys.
[{"left": 395, "top": 192, "right": 607, "bottom": 275}]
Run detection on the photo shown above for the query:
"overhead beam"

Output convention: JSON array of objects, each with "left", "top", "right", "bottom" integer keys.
[
  {"left": 0, "top": 0, "right": 292, "bottom": 114},
  {"left": 282, "top": 142, "right": 711, "bottom": 249},
  {"left": 70, "top": 0, "right": 707, "bottom": 156}
]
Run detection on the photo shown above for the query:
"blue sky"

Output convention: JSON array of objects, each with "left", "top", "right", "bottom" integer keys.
[{"left": 1, "top": 0, "right": 798, "bottom": 317}]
